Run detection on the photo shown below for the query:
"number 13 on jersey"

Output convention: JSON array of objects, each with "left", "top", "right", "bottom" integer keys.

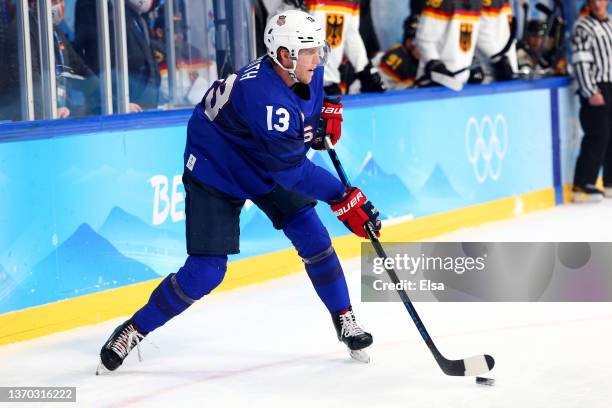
[{"left": 266, "top": 106, "right": 290, "bottom": 132}]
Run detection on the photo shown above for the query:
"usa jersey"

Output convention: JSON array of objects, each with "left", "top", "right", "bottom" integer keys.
[{"left": 184, "top": 55, "right": 345, "bottom": 202}]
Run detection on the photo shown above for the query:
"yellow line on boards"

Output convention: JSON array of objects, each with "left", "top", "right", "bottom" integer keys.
[{"left": 0, "top": 188, "right": 555, "bottom": 346}]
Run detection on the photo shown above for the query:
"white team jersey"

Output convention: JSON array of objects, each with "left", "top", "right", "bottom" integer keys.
[
  {"left": 477, "top": 0, "right": 518, "bottom": 71},
  {"left": 416, "top": 0, "right": 482, "bottom": 84},
  {"left": 304, "top": 0, "right": 369, "bottom": 85}
]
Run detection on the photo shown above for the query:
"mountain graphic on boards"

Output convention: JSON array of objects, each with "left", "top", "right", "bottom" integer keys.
[
  {"left": 353, "top": 152, "right": 416, "bottom": 219},
  {"left": 98, "top": 206, "right": 186, "bottom": 274},
  {"left": 417, "top": 164, "right": 461, "bottom": 199},
  {"left": 20, "top": 223, "right": 157, "bottom": 307}
]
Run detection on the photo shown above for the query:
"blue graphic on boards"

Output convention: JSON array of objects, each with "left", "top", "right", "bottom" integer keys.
[
  {"left": 25, "top": 223, "right": 158, "bottom": 305},
  {"left": 99, "top": 207, "right": 186, "bottom": 278},
  {"left": 0, "top": 87, "right": 561, "bottom": 314},
  {"left": 353, "top": 152, "right": 417, "bottom": 219}
]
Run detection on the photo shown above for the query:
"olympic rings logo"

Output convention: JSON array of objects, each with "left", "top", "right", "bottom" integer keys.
[{"left": 465, "top": 115, "right": 509, "bottom": 183}]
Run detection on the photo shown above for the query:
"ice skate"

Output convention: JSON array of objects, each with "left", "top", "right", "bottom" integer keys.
[
  {"left": 572, "top": 185, "right": 604, "bottom": 203},
  {"left": 96, "top": 318, "right": 146, "bottom": 375},
  {"left": 332, "top": 307, "right": 373, "bottom": 363}
]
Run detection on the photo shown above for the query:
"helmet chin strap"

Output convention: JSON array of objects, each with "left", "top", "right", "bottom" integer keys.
[{"left": 272, "top": 57, "right": 301, "bottom": 83}]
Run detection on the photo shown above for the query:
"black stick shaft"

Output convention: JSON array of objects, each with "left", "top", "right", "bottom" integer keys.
[{"left": 326, "top": 147, "right": 444, "bottom": 362}]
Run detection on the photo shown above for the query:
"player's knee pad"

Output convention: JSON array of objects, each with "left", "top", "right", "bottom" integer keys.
[
  {"left": 303, "top": 245, "right": 343, "bottom": 286},
  {"left": 175, "top": 255, "right": 227, "bottom": 300},
  {"left": 149, "top": 273, "right": 197, "bottom": 320},
  {"left": 283, "top": 206, "right": 332, "bottom": 259}
]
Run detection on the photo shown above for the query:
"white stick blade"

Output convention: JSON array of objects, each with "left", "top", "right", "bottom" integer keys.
[
  {"left": 463, "top": 355, "right": 493, "bottom": 376},
  {"left": 431, "top": 72, "right": 464, "bottom": 92}
]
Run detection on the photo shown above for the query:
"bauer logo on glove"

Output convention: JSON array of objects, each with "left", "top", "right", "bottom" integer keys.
[
  {"left": 332, "top": 190, "right": 364, "bottom": 216},
  {"left": 312, "top": 97, "right": 343, "bottom": 150},
  {"left": 330, "top": 187, "right": 381, "bottom": 238}
]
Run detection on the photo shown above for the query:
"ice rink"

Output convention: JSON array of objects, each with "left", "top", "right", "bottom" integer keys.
[{"left": 2, "top": 201, "right": 612, "bottom": 407}]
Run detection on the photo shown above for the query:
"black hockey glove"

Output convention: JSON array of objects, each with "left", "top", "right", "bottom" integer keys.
[
  {"left": 468, "top": 65, "right": 485, "bottom": 84},
  {"left": 356, "top": 62, "right": 386, "bottom": 93},
  {"left": 425, "top": 59, "right": 452, "bottom": 78},
  {"left": 491, "top": 55, "right": 515, "bottom": 81}
]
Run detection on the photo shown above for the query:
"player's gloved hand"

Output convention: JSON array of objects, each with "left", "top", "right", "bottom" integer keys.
[
  {"left": 356, "top": 62, "right": 386, "bottom": 93},
  {"left": 330, "top": 187, "right": 381, "bottom": 238},
  {"left": 468, "top": 65, "right": 485, "bottom": 84},
  {"left": 425, "top": 59, "right": 452, "bottom": 77},
  {"left": 491, "top": 55, "right": 515, "bottom": 81},
  {"left": 312, "top": 97, "right": 343, "bottom": 150}
]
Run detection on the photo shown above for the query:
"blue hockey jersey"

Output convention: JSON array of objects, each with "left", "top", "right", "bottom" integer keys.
[{"left": 184, "top": 56, "right": 344, "bottom": 202}]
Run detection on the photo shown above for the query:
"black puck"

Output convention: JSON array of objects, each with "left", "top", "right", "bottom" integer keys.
[{"left": 475, "top": 376, "right": 495, "bottom": 386}]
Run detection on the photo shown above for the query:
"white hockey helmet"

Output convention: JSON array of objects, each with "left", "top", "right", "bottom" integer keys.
[{"left": 264, "top": 9, "right": 328, "bottom": 80}]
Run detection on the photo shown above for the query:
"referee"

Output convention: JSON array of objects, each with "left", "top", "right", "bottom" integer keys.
[{"left": 571, "top": 0, "right": 612, "bottom": 203}]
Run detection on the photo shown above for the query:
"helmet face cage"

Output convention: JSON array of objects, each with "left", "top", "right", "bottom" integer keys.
[{"left": 264, "top": 10, "right": 327, "bottom": 80}]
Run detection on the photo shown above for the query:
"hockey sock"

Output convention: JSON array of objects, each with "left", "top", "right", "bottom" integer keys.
[
  {"left": 283, "top": 207, "right": 351, "bottom": 312},
  {"left": 133, "top": 255, "right": 227, "bottom": 333}
]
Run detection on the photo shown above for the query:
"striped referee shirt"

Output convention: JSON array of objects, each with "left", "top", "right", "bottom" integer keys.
[{"left": 571, "top": 14, "right": 612, "bottom": 98}]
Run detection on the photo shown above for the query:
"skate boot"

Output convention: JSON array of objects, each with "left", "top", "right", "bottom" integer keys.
[
  {"left": 332, "top": 307, "right": 373, "bottom": 363},
  {"left": 572, "top": 185, "right": 604, "bottom": 203},
  {"left": 96, "top": 318, "right": 146, "bottom": 375}
]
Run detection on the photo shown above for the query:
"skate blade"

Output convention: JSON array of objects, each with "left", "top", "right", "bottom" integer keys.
[
  {"left": 349, "top": 349, "right": 371, "bottom": 363},
  {"left": 96, "top": 361, "right": 110, "bottom": 375},
  {"left": 572, "top": 192, "right": 603, "bottom": 203}
]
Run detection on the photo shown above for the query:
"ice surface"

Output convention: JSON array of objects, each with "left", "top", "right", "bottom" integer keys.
[{"left": 1, "top": 202, "right": 612, "bottom": 407}]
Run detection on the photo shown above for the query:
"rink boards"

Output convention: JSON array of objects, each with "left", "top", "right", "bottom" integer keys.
[{"left": 0, "top": 77, "right": 578, "bottom": 345}]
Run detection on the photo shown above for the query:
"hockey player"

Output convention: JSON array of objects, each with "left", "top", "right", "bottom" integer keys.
[
  {"left": 302, "top": 0, "right": 385, "bottom": 95},
  {"left": 416, "top": 0, "right": 483, "bottom": 85},
  {"left": 261, "top": 0, "right": 385, "bottom": 95},
  {"left": 377, "top": 15, "right": 421, "bottom": 90},
  {"left": 516, "top": 19, "right": 551, "bottom": 76},
  {"left": 476, "top": 0, "right": 518, "bottom": 81},
  {"left": 263, "top": 0, "right": 385, "bottom": 95},
  {"left": 97, "top": 10, "right": 380, "bottom": 374}
]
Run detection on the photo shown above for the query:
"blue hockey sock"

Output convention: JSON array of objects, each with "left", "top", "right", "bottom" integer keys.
[
  {"left": 283, "top": 207, "right": 350, "bottom": 313},
  {"left": 133, "top": 255, "right": 227, "bottom": 333}
]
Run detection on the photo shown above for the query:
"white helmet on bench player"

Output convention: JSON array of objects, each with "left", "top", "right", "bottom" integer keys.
[{"left": 264, "top": 9, "right": 328, "bottom": 80}]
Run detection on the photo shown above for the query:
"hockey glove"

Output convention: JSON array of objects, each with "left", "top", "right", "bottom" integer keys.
[
  {"left": 312, "top": 97, "right": 343, "bottom": 150},
  {"left": 468, "top": 65, "right": 485, "bottom": 84},
  {"left": 356, "top": 62, "right": 386, "bottom": 93},
  {"left": 330, "top": 187, "right": 381, "bottom": 238},
  {"left": 425, "top": 59, "right": 453, "bottom": 78},
  {"left": 491, "top": 55, "right": 515, "bottom": 81}
]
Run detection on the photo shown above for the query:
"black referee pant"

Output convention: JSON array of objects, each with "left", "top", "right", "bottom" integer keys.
[{"left": 574, "top": 82, "right": 612, "bottom": 188}]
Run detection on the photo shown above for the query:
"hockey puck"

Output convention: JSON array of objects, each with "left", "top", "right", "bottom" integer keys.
[{"left": 475, "top": 376, "right": 495, "bottom": 386}]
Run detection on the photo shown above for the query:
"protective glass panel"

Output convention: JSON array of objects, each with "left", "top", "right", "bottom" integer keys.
[
  {"left": 148, "top": 0, "right": 218, "bottom": 109},
  {"left": 55, "top": 0, "right": 103, "bottom": 117},
  {"left": 0, "top": 0, "right": 43, "bottom": 122}
]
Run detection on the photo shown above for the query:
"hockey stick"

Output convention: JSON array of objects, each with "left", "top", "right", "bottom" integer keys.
[
  {"left": 412, "top": 68, "right": 464, "bottom": 91},
  {"left": 413, "top": 16, "right": 518, "bottom": 89},
  {"left": 448, "top": 16, "right": 518, "bottom": 78},
  {"left": 324, "top": 139, "right": 495, "bottom": 376},
  {"left": 430, "top": 72, "right": 464, "bottom": 91},
  {"left": 521, "top": 0, "right": 529, "bottom": 40}
]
